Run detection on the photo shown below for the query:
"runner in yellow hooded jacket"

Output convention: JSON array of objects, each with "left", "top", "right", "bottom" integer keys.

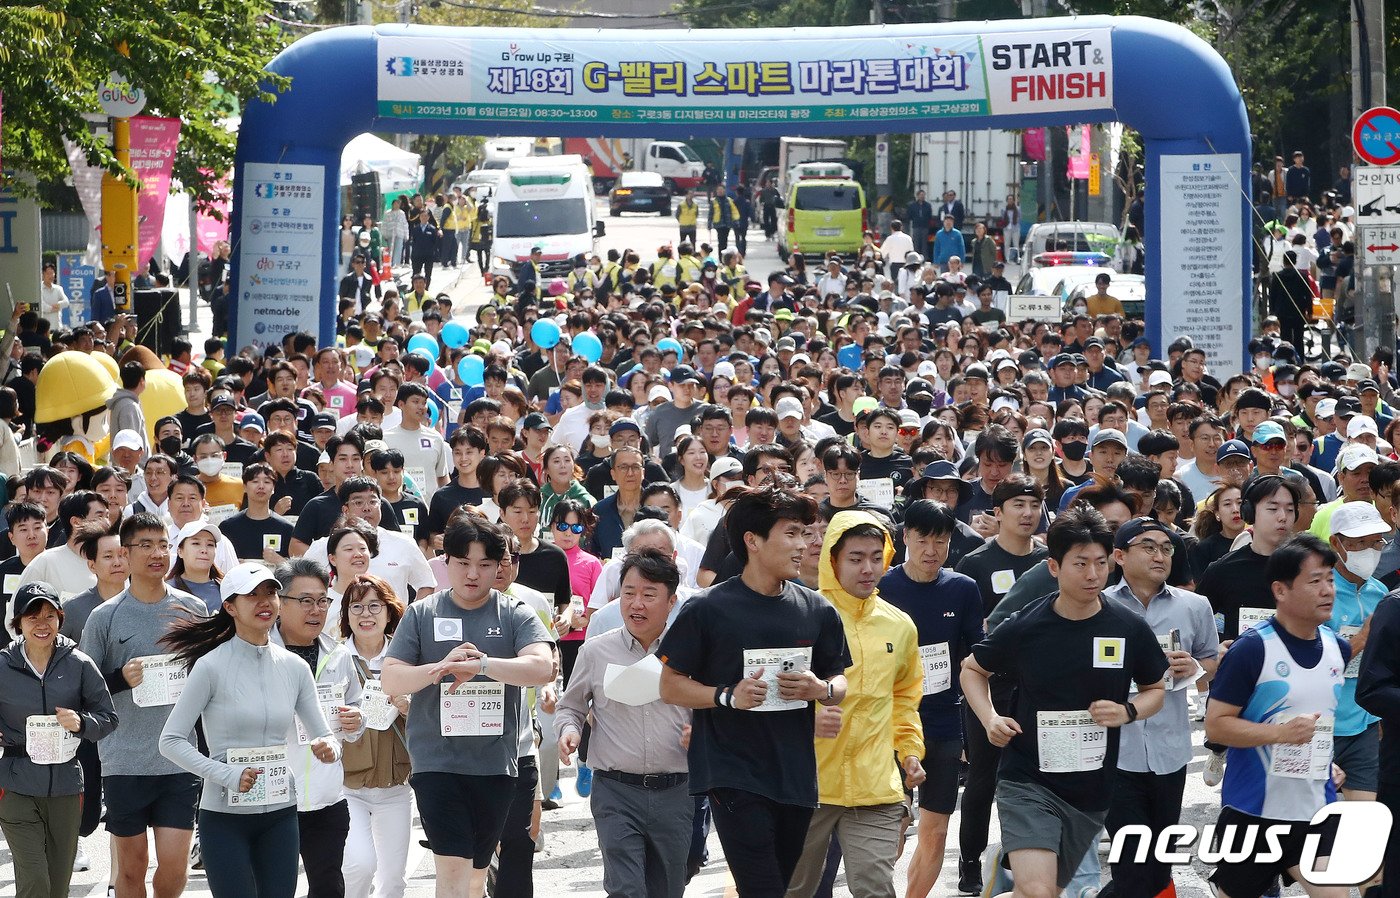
[{"left": 785, "top": 509, "right": 926, "bottom": 898}]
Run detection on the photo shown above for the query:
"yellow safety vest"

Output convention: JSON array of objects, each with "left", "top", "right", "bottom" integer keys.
[{"left": 676, "top": 201, "right": 699, "bottom": 227}]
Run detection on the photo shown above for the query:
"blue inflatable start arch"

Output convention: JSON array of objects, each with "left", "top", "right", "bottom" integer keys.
[{"left": 230, "top": 16, "right": 1251, "bottom": 369}]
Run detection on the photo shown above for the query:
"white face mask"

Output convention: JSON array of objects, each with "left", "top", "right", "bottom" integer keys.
[
  {"left": 196, "top": 457, "right": 224, "bottom": 477},
  {"left": 590, "top": 433, "right": 611, "bottom": 449},
  {"left": 1279, "top": 383, "right": 1297, "bottom": 398},
  {"left": 589, "top": 264, "right": 601, "bottom": 272},
  {"left": 1344, "top": 547, "right": 1381, "bottom": 581},
  {"left": 1254, "top": 355, "right": 1270, "bottom": 370},
  {"left": 1072, "top": 303, "right": 1088, "bottom": 316}
]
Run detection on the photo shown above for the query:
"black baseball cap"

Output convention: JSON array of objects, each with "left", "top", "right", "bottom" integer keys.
[{"left": 1114, "top": 517, "right": 1173, "bottom": 549}]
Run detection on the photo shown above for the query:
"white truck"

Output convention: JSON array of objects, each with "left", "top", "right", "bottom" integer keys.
[
  {"left": 910, "top": 129, "right": 1021, "bottom": 225},
  {"left": 564, "top": 138, "right": 705, "bottom": 193},
  {"left": 479, "top": 139, "right": 535, "bottom": 171},
  {"left": 489, "top": 155, "right": 605, "bottom": 283},
  {"left": 777, "top": 137, "right": 848, "bottom": 196}
]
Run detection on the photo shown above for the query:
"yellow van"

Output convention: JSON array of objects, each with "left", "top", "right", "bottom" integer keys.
[{"left": 779, "top": 176, "right": 867, "bottom": 262}]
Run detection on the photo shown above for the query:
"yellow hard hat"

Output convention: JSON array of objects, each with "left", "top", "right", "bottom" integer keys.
[{"left": 34, "top": 351, "right": 118, "bottom": 424}]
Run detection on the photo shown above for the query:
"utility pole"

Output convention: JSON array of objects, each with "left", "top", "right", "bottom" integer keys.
[
  {"left": 1352, "top": 0, "right": 1392, "bottom": 362},
  {"left": 872, "top": 0, "right": 892, "bottom": 235}
]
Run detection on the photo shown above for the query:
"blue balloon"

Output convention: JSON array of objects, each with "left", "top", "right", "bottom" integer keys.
[
  {"left": 531, "top": 318, "right": 562, "bottom": 349},
  {"left": 838, "top": 343, "right": 863, "bottom": 370},
  {"left": 407, "top": 333, "right": 439, "bottom": 358},
  {"left": 573, "top": 332, "right": 603, "bottom": 363},
  {"left": 657, "top": 337, "right": 682, "bottom": 355},
  {"left": 441, "top": 321, "right": 469, "bottom": 349},
  {"left": 409, "top": 346, "right": 436, "bottom": 370},
  {"left": 458, "top": 355, "right": 485, "bottom": 387},
  {"left": 427, "top": 400, "right": 440, "bottom": 427}
]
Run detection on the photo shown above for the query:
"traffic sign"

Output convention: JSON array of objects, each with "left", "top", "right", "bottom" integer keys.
[
  {"left": 1353, "top": 166, "right": 1400, "bottom": 225},
  {"left": 1353, "top": 106, "right": 1400, "bottom": 166},
  {"left": 1360, "top": 225, "right": 1400, "bottom": 265}
]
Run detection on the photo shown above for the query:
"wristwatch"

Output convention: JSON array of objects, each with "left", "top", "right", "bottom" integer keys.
[
  {"left": 825, "top": 679, "right": 835, "bottom": 702},
  {"left": 1123, "top": 701, "right": 1139, "bottom": 723}
]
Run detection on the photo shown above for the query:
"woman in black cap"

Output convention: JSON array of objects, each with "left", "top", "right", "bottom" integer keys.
[{"left": 0, "top": 582, "right": 117, "bottom": 898}]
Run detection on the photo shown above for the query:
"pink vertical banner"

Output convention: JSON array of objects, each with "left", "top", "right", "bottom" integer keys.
[
  {"left": 1023, "top": 128, "right": 1046, "bottom": 163},
  {"left": 128, "top": 116, "right": 182, "bottom": 267},
  {"left": 1066, "top": 126, "right": 1091, "bottom": 180},
  {"left": 196, "top": 173, "right": 231, "bottom": 254}
]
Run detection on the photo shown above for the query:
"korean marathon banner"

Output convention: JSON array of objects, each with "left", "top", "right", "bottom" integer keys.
[{"left": 376, "top": 28, "right": 1113, "bottom": 126}]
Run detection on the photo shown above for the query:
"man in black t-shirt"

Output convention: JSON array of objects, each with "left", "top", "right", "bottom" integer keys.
[
  {"left": 962, "top": 506, "right": 1167, "bottom": 895},
  {"left": 951, "top": 474, "right": 1049, "bottom": 893},
  {"left": 659, "top": 485, "right": 850, "bottom": 897},
  {"left": 219, "top": 463, "right": 294, "bottom": 562}
]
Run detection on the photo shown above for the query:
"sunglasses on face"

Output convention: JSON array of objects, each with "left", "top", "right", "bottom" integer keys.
[{"left": 555, "top": 522, "right": 586, "bottom": 534}]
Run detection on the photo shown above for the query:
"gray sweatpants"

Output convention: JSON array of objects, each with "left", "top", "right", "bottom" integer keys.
[{"left": 591, "top": 774, "right": 693, "bottom": 898}]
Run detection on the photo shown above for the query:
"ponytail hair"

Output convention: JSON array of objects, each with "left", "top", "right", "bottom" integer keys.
[{"left": 162, "top": 603, "right": 237, "bottom": 671}]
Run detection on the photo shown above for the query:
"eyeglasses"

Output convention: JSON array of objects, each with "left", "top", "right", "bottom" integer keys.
[
  {"left": 898, "top": 426, "right": 920, "bottom": 436},
  {"left": 126, "top": 540, "right": 170, "bottom": 552},
  {"left": 284, "top": 595, "right": 333, "bottom": 609},
  {"left": 1127, "top": 541, "right": 1175, "bottom": 558},
  {"left": 349, "top": 602, "right": 385, "bottom": 616},
  {"left": 826, "top": 470, "right": 857, "bottom": 481},
  {"left": 613, "top": 464, "right": 644, "bottom": 474},
  {"left": 554, "top": 522, "right": 586, "bottom": 534}
]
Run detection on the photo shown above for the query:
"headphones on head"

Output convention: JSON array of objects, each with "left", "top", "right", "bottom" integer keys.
[{"left": 1239, "top": 474, "right": 1297, "bottom": 526}]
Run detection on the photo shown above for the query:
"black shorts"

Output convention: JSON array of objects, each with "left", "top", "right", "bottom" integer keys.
[
  {"left": 917, "top": 739, "right": 962, "bottom": 815},
  {"left": 410, "top": 772, "right": 515, "bottom": 867},
  {"left": 1207, "top": 805, "right": 1339, "bottom": 898},
  {"left": 103, "top": 774, "right": 201, "bottom": 837}
]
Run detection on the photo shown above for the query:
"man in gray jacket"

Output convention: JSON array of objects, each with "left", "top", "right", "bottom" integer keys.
[{"left": 106, "top": 362, "right": 148, "bottom": 456}]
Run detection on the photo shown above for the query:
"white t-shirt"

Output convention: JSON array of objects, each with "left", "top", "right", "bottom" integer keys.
[
  {"left": 18, "top": 544, "right": 95, "bottom": 598},
  {"left": 305, "top": 527, "right": 434, "bottom": 606},
  {"left": 383, "top": 424, "right": 451, "bottom": 501}
]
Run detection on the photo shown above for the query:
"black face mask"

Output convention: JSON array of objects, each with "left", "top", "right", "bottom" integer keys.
[
  {"left": 1060, "top": 441, "right": 1088, "bottom": 462},
  {"left": 908, "top": 397, "right": 933, "bottom": 417},
  {"left": 159, "top": 436, "right": 184, "bottom": 457}
]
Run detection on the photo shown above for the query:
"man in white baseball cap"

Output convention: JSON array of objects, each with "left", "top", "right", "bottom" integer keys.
[
  {"left": 1327, "top": 501, "right": 1389, "bottom": 802},
  {"left": 1311, "top": 444, "right": 1380, "bottom": 537}
]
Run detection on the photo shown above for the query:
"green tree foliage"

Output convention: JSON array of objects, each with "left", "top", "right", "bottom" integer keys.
[{"left": 0, "top": 0, "right": 290, "bottom": 207}]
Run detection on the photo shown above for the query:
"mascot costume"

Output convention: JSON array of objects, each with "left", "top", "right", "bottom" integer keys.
[{"left": 34, "top": 351, "right": 117, "bottom": 464}]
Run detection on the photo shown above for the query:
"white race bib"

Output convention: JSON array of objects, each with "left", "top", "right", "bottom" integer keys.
[
  {"left": 295, "top": 682, "right": 346, "bottom": 745},
  {"left": 1238, "top": 607, "right": 1273, "bottom": 631},
  {"left": 131, "top": 654, "right": 189, "bottom": 708},
  {"left": 206, "top": 504, "right": 237, "bottom": 525},
  {"left": 856, "top": 478, "right": 894, "bottom": 509},
  {"left": 1269, "top": 715, "right": 1333, "bottom": 780},
  {"left": 226, "top": 745, "right": 291, "bottom": 807},
  {"left": 439, "top": 681, "right": 506, "bottom": 737},
  {"left": 1036, "top": 710, "right": 1107, "bottom": 773},
  {"left": 25, "top": 715, "right": 78, "bottom": 765},
  {"left": 990, "top": 569, "right": 1015, "bottom": 596},
  {"left": 919, "top": 643, "right": 952, "bottom": 695},
  {"left": 434, "top": 618, "right": 463, "bottom": 642},
  {"left": 361, "top": 680, "right": 398, "bottom": 731},
  {"left": 1340, "top": 626, "right": 1363, "bottom": 678},
  {"left": 741, "top": 647, "right": 813, "bottom": 712},
  {"left": 3, "top": 574, "right": 19, "bottom": 595},
  {"left": 220, "top": 462, "right": 244, "bottom": 480}
]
